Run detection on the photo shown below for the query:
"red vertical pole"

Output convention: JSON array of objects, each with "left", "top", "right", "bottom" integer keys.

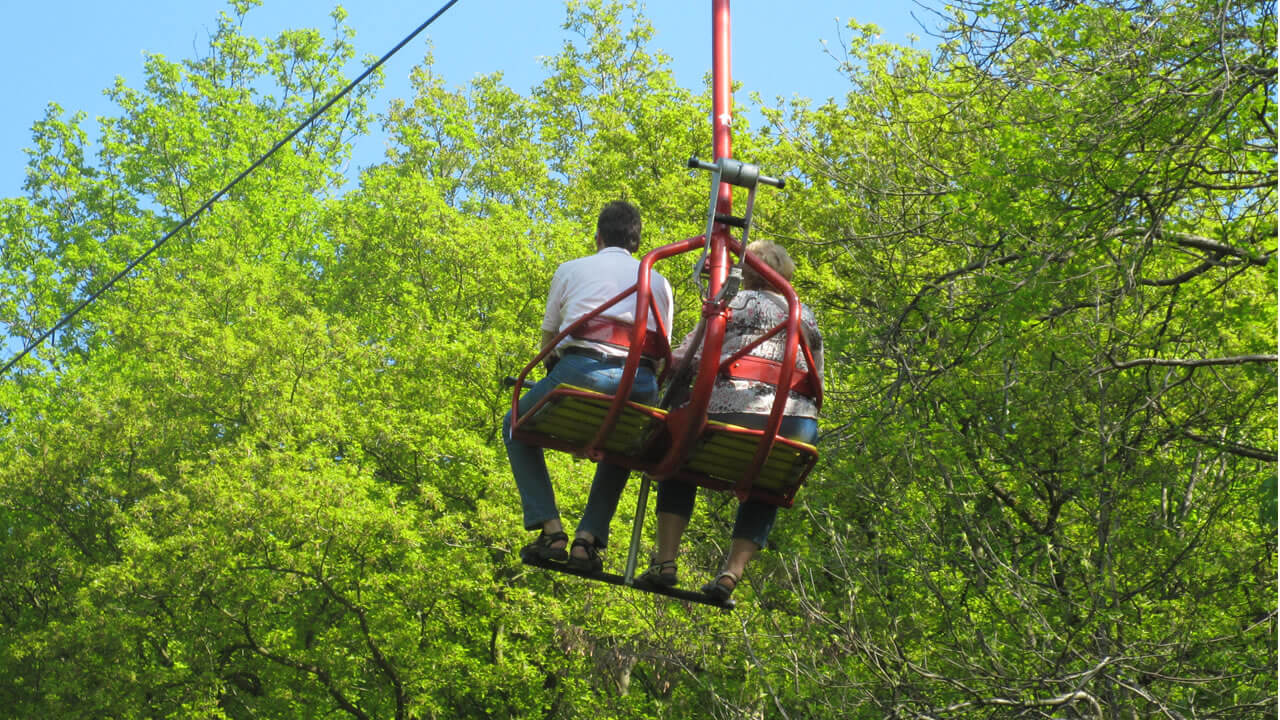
[
  {"left": 705, "top": 0, "right": 733, "bottom": 320},
  {"left": 706, "top": 0, "right": 734, "bottom": 299},
  {"left": 683, "top": 0, "right": 733, "bottom": 456},
  {"left": 712, "top": 0, "right": 733, "bottom": 214},
  {"left": 656, "top": 0, "right": 736, "bottom": 477}
]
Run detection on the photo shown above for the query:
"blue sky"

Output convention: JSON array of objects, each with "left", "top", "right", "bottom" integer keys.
[{"left": 1, "top": 1, "right": 939, "bottom": 199}]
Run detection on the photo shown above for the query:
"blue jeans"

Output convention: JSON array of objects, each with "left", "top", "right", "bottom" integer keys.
[
  {"left": 655, "top": 413, "right": 818, "bottom": 548},
  {"left": 503, "top": 352, "right": 659, "bottom": 548}
]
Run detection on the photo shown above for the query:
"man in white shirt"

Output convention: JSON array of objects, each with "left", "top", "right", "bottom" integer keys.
[{"left": 504, "top": 200, "right": 674, "bottom": 572}]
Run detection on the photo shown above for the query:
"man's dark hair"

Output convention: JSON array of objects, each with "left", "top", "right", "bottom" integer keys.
[{"left": 596, "top": 200, "right": 642, "bottom": 253}]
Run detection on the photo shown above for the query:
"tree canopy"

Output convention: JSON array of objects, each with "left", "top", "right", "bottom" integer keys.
[{"left": 1, "top": 1, "right": 1274, "bottom": 718}]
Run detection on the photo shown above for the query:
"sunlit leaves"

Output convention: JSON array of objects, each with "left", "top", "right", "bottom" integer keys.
[{"left": 0, "top": 0, "right": 1274, "bottom": 718}]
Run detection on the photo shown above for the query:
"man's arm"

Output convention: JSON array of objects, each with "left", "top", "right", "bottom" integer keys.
[
  {"left": 539, "top": 329, "right": 560, "bottom": 372},
  {"left": 541, "top": 263, "right": 569, "bottom": 353}
]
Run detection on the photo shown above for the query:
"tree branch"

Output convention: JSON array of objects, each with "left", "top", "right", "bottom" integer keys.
[
  {"left": 215, "top": 602, "right": 371, "bottom": 720},
  {"left": 1093, "top": 354, "right": 1277, "bottom": 375},
  {"left": 1107, "top": 226, "right": 1274, "bottom": 266},
  {"left": 892, "top": 253, "right": 1025, "bottom": 337},
  {"left": 1181, "top": 431, "right": 1277, "bottom": 462}
]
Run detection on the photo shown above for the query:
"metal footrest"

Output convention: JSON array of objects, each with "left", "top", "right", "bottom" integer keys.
[{"left": 520, "top": 555, "right": 734, "bottom": 610}]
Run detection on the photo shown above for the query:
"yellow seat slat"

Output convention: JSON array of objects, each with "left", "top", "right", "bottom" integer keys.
[
  {"left": 519, "top": 385, "right": 815, "bottom": 497},
  {"left": 682, "top": 421, "right": 816, "bottom": 490},
  {"left": 520, "top": 384, "right": 666, "bottom": 455},
  {"left": 686, "top": 442, "right": 803, "bottom": 469}
]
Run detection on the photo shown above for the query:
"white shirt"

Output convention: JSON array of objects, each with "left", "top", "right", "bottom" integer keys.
[{"left": 542, "top": 246, "right": 674, "bottom": 357}]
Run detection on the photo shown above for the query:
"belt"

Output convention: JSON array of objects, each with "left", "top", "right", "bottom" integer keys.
[
  {"left": 563, "top": 347, "right": 657, "bottom": 373},
  {"left": 572, "top": 317, "right": 667, "bottom": 358}
]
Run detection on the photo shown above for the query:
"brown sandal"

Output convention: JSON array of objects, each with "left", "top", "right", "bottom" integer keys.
[
  {"left": 520, "top": 530, "right": 568, "bottom": 562},
  {"left": 636, "top": 558, "right": 678, "bottom": 588},
  {"left": 566, "top": 538, "right": 603, "bottom": 573},
  {"left": 701, "top": 570, "right": 739, "bottom": 601}
]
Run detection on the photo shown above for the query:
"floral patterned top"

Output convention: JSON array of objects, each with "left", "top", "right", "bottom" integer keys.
[{"left": 673, "top": 290, "right": 823, "bottom": 418}]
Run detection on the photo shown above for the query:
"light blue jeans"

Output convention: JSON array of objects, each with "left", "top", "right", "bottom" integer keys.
[
  {"left": 654, "top": 413, "right": 818, "bottom": 548},
  {"left": 503, "top": 352, "right": 659, "bottom": 548}
]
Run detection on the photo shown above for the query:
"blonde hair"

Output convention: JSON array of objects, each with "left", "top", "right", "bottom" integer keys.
[{"left": 742, "top": 240, "right": 795, "bottom": 291}]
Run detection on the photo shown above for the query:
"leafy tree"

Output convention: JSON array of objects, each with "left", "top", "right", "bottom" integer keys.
[
  {"left": 758, "top": 0, "right": 1276, "bottom": 716},
  {"left": 1, "top": 0, "right": 1274, "bottom": 718}
]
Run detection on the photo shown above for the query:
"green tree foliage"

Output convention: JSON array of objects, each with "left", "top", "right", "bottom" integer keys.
[
  {"left": 0, "top": 1, "right": 1273, "bottom": 718},
  {"left": 758, "top": 0, "right": 1277, "bottom": 717}
]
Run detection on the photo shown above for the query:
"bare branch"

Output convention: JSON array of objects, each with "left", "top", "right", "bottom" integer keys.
[
  {"left": 1093, "top": 354, "right": 1278, "bottom": 375},
  {"left": 1181, "top": 431, "right": 1277, "bottom": 462},
  {"left": 1107, "top": 226, "right": 1275, "bottom": 266},
  {"left": 1139, "top": 259, "right": 1220, "bottom": 287},
  {"left": 924, "top": 689, "right": 1105, "bottom": 719}
]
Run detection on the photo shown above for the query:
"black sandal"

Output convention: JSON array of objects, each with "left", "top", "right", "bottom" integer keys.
[
  {"left": 566, "top": 538, "right": 603, "bottom": 573},
  {"left": 520, "top": 530, "right": 568, "bottom": 562},
  {"left": 701, "top": 570, "right": 739, "bottom": 602},
  {"left": 636, "top": 558, "right": 678, "bottom": 588}
]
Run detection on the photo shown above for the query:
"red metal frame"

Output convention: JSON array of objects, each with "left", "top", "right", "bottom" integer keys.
[
  {"left": 659, "top": 0, "right": 737, "bottom": 479},
  {"left": 665, "top": 423, "right": 818, "bottom": 508},
  {"left": 508, "top": 0, "right": 822, "bottom": 504}
]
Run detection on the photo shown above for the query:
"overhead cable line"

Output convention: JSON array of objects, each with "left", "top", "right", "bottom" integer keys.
[{"left": 0, "top": 0, "right": 462, "bottom": 377}]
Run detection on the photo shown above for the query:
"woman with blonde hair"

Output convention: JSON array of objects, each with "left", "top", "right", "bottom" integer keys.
[{"left": 641, "top": 240, "right": 822, "bottom": 601}]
